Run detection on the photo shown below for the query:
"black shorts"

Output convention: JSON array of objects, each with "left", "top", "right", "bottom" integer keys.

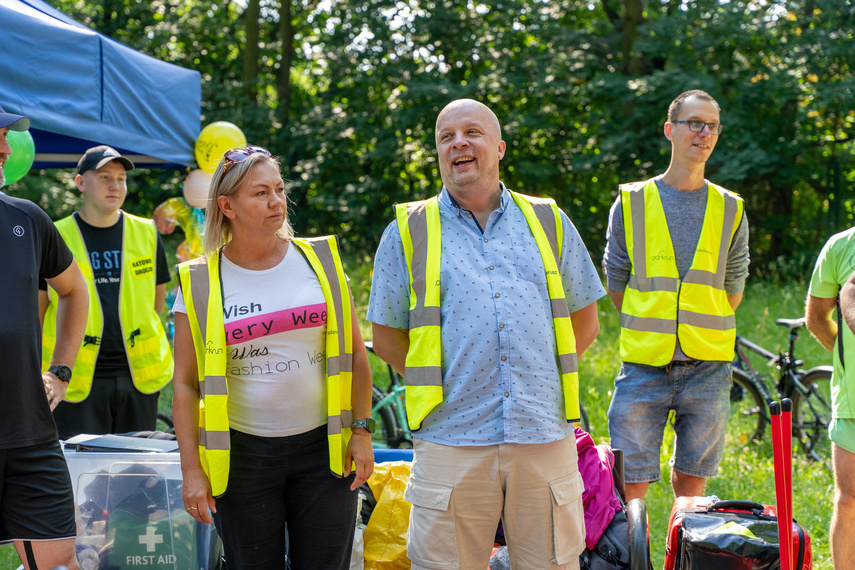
[{"left": 0, "top": 440, "right": 76, "bottom": 543}]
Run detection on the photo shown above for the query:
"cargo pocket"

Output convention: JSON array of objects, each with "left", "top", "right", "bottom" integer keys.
[
  {"left": 403, "top": 477, "right": 458, "bottom": 570},
  {"left": 549, "top": 471, "right": 586, "bottom": 565}
]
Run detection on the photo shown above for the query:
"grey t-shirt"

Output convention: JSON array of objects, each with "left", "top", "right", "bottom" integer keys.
[{"left": 603, "top": 176, "right": 750, "bottom": 359}]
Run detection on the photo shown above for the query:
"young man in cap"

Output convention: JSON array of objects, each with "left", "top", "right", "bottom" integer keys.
[
  {"left": 40, "top": 145, "right": 174, "bottom": 439},
  {"left": 1, "top": 104, "right": 88, "bottom": 570}
]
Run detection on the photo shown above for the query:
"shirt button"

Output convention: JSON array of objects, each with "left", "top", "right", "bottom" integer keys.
[
  {"left": 504, "top": 392, "right": 510, "bottom": 397},
  {"left": 501, "top": 356, "right": 507, "bottom": 361},
  {"left": 494, "top": 293, "right": 500, "bottom": 298},
  {"left": 484, "top": 238, "right": 488, "bottom": 243},
  {"left": 489, "top": 265, "right": 495, "bottom": 270},
  {"left": 499, "top": 323, "right": 505, "bottom": 329},
  {"left": 467, "top": 213, "right": 472, "bottom": 218}
]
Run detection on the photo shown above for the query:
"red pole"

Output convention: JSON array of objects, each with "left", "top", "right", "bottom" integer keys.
[
  {"left": 770, "top": 401, "right": 792, "bottom": 570},
  {"left": 782, "top": 398, "right": 794, "bottom": 569}
]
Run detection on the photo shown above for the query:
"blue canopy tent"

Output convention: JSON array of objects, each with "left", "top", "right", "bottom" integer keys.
[{"left": 0, "top": 0, "right": 201, "bottom": 169}]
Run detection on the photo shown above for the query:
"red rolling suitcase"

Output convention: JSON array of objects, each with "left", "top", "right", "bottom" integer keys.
[{"left": 663, "top": 496, "right": 811, "bottom": 570}]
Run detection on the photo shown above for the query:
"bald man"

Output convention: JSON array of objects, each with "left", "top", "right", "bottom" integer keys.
[{"left": 368, "top": 99, "right": 604, "bottom": 569}]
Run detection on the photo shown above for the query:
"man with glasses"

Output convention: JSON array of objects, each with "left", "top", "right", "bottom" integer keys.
[
  {"left": 40, "top": 145, "right": 174, "bottom": 439},
  {"left": 603, "top": 89, "right": 750, "bottom": 501}
]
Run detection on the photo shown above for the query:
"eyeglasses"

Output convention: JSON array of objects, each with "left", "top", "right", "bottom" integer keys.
[
  {"left": 671, "top": 120, "right": 723, "bottom": 135},
  {"left": 221, "top": 145, "right": 272, "bottom": 177}
]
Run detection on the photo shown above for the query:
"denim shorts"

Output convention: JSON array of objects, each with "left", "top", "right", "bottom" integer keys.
[{"left": 607, "top": 360, "right": 732, "bottom": 483}]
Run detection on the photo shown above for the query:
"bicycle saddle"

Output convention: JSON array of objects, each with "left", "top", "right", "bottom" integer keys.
[{"left": 775, "top": 317, "right": 806, "bottom": 332}]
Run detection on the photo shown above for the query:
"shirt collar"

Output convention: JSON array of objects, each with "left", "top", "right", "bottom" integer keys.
[{"left": 439, "top": 182, "right": 510, "bottom": 216}]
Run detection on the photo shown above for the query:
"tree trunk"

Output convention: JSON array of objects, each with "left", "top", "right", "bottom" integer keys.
[
  {"left": 277, "top": 0, "right": 294, "bottom": 126},
  {"left": 242, "top": 0, "right": 261, "bottom": 101},
  {"left": 622, "top": 0, "right": 644, "bottom": 76}
]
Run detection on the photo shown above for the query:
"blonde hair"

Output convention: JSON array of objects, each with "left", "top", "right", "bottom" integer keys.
[{"left": 203, "top": 151, "right": 293, "bottom": 253}]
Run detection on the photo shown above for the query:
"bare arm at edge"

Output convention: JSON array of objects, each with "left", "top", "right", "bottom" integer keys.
[
  {"left": 43, "top": 260, "right": 89, "bottom": 410},
  {"left": 171, "top": 312, "right": 216, "bottom": 525},
  {"left": 371, "top": 323, "right": 410, "bottom": 378},
  {"left": 608, "top": 289, "right": 624, "bottom": 313},
  {"left": 570, "top": 300, "right": 600, "bottom": 358},
  {"left": 728, "top": 293, "right": 743, "bottom": 311},
  {"left": 806, "top": 294, "right": 838, "bottom": 352},
  {"left": 344, "top": 289, "right": 374, "bottom": 489},
  {"left": 155, "top": 283, "right": 166, "bottom": 314},
  {"left": 841, "top": 275, "right": 855, "bottom": 340}
]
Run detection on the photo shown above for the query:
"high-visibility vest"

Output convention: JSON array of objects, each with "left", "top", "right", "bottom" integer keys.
[
  {"left": 395, "top": 191, "right": 580, "bottom": 430},
  {"left": 177, "top": 236, "right": 354, "bottom": 496},
  {"left": 619, "top": 179, "right": 744, "bottom": 366},
  {"left": 42, "top": 212, "right": 173, "bottom": 402}
]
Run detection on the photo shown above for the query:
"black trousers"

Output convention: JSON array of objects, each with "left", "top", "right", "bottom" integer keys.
[
  {"left": 212, "top": 425, "right": 358, "bottom": 570},
  {"left": 53, "top": 373, "right": 159, "bottom": 439}
]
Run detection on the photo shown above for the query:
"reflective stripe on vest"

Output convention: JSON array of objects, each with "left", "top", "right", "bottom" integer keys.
[
  {"left": 42, "top": 212, "right": 173, "bottom": 402},
  {"left": 178, "top": 236, "right": 354, "bottom": 496},
  {"left": 395, "top": 191, "right": 580, "bottom": 430},
  {"left": 620, "top": 179, "right": 743, "bottom": 366}
]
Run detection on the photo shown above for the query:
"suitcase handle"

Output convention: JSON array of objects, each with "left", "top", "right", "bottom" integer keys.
[{"left": 709, "top": 500, "right": 766, "bottom": 513}]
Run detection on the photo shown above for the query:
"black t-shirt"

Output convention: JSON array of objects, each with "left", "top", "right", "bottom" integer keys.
[
  {"left": 0, "top": 194, "right": 73, "bottom": 449},
  {"left": 73, "top": 212, "right": 171, "bottom": 376}
]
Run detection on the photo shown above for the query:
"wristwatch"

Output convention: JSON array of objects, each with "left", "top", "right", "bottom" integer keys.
[
  {"left": 351, "top": 419, "right": 376, "bottom": 433},
  {"left": 48, "top": 365, "right": 73, "bottom": 383}
]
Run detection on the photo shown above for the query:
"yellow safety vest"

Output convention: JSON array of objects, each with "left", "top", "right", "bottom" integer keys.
[
  {"left": 42, "top": 212, "right": 173, "bottom": 402},
  {"left": 395, "top": 191, "right": 580, "bottom": 430},
  {"left": 177, "top": 236, "right": 354, "bottom": 496},
  {"left": 620, "top": 179, "right": 744, "bottom": 366}
]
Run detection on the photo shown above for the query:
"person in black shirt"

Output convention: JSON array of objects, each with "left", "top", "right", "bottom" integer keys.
[
  {"left": 40, "top": 145, "right": 174, "bottom": 439},
  {"left": 1, "top": 104, "right": 89, "bottom": 570}
]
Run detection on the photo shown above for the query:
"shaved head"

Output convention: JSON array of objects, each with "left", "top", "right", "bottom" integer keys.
[{"left": 436, "top": 99, "right": 502, "bottom": 145}]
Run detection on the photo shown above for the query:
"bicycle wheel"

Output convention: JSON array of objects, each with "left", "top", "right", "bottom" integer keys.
[
  {"left": 372, "top": 385, "right": 401, "bottom": 448},
  {"left": 156, "top": 411, "right": 174, "bottom": 434},
  {"left": 578, "top": 402, "right": 591, "bottom": 433},
  {"left": 792, "top": 367, "right": 832, "bottom": 462},
  {"left": 726, "top": 368, "right": 766, "bottom": 450}
]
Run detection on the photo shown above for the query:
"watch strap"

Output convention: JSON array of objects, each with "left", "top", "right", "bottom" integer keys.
[
  {"left": 351, "top": 418, "right": 375, "bottom": 433},
  {"left": 48, "top": 365, "right": 72, "bottom": 383}
]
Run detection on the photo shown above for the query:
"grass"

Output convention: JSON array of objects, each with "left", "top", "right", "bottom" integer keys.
[{"left": 1, "top": 271, "right": 834, "bottom": 569}]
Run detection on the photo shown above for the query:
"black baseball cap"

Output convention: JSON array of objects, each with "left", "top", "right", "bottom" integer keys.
[
  {"left": 0, "top": 104, "right": 30, "bottom": 131},
  {"left": 77, "top": 145, "right": 135, "bottom": 174}
]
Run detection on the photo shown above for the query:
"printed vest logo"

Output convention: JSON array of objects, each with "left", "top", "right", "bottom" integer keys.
[
  {"left": 650, "top": 249, "right": 674, "bottom": 262},
  {"left": 13, "top": 225, "right": 24, "bottom": 237},
  {"left": 130, "top": 255, "right": 154, "bottom": 279}
]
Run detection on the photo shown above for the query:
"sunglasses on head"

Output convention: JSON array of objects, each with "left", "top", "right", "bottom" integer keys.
[{"left": 221, "top": 145, "right": 272, "bottom": 177}]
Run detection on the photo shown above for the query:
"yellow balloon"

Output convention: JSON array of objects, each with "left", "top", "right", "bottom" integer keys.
[{"left": 195, "top": 122, "right": 247, "bottom": 173}]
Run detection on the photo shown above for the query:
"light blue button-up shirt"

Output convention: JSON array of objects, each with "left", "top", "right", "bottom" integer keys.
[{"left": 367, "top": 185, "right": 606, "bottom": 446}]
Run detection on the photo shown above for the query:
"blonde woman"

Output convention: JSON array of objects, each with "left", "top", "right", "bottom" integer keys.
[{"left": 172, "top": 146, "right": 373, "bottom": 569}]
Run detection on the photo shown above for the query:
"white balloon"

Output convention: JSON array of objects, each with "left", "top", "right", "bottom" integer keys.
[{"left": 183, "top": 169, "right": 212, "bottom": 209}]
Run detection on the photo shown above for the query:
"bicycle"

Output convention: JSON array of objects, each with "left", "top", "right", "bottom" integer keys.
[
  {"left": 365, "top": 342, "right": 591, "bottom": 447},
  {"left": 728, "top": 317, "right": 833, "bottom": 462}
]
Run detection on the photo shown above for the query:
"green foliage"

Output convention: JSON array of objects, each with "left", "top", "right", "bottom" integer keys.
[{"left": 9, "top": 0, "right": 850, "bottom": 274}]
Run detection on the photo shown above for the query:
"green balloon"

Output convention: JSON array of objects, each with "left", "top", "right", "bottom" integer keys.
[{"left": 4, "top": 130, "right": 35, "bottom": 185}]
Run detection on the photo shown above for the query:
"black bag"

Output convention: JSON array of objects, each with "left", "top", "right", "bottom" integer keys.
[{"left": 580, "top": 508, "right": 631, "bottom": 569}]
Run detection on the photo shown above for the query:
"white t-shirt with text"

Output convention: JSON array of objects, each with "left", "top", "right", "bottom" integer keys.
[{"left": 174, "top": 244, "right": 327, "bottom": 436}]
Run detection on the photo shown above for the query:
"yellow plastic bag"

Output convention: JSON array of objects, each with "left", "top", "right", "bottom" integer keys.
[{"left": 363, "top": 461, "right": 413, "bottom": 569}]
